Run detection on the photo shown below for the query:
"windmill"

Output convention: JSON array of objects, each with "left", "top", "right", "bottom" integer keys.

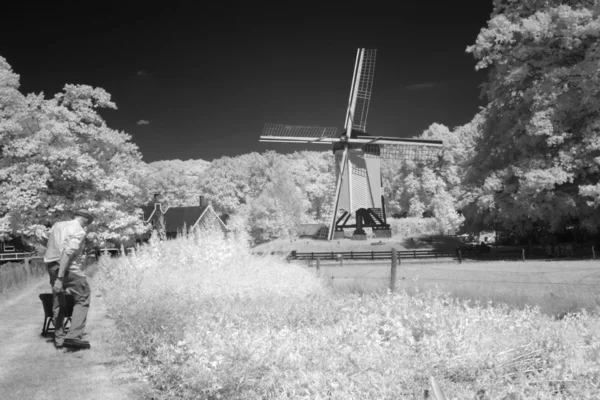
[{"left": 260, "top": 48, "right": 443, "bottom": 240}]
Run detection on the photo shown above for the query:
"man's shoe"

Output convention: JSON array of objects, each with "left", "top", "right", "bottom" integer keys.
[
  {"left": 54, "top": 342, "right": 64, "bottom": 350},
  {"left": 63, "top": 338, "right": 91, "bottom": 349}
]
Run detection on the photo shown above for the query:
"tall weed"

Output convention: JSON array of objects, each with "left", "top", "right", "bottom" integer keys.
[
  {"left": 0, "top": 258, "right": 46, "bottom": 294},
  {"left": 98, "top": 232, "right": 600, "bottom": 399}
]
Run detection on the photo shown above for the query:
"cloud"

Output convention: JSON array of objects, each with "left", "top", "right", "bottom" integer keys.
[
  {"left": 404, "top": 82, "right": 439, "bottom": 90},
  {"left": 136, "top": 119, "right": 150, "bottom": 125}
]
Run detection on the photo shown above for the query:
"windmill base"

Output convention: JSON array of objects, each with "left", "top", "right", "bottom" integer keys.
[
  {"left": 374, "top": 229, "right": 392, "bottom": 238},
  {"left": 351, "top": 233, "right": 368, "bottom": 241},
  {"left": 332, "top": 230, "right": 345, "bottom": 239}
]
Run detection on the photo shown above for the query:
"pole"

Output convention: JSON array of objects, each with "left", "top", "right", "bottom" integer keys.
[
  {"left": 593, "top": 246, "right": 596, "bottom": 260},
  {"left": 390, "top": 248, "right": 397, "bottom": 292},
  {"left": 457, "top": 249, "right": 462, "bottom": 264},
  {"left": 316, "top": 258, "right": 320, "bottom": 276},
  {"left": 522, "top": 248, "right": 525, "bottom": 262}
]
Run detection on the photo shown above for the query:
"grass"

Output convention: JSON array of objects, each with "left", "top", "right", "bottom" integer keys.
[
  {"left": 97, "top": 232, "right": 600, "bottom": 399},
  {"left": 0, "top": 258, "right": 46, "bottom": 295},
  {"left": 314, "top": 259, "right": 600, "bottom": 317}
]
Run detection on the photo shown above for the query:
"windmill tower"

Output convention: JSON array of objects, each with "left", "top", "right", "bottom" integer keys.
[{"left": 260, "top": 49, "right": 443, "bottom": 240}]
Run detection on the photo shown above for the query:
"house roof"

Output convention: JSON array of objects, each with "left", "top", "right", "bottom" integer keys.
[
  {"left": 162, "top": 206, "right": 208, "bottom": 233},
  {"left": 141, "top": 204, "right": 158, "bottom": 222},
  {"left": 140, "top": 201, "right": 228, "bottom": 234}
]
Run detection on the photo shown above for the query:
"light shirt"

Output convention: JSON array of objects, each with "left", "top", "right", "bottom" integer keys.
[{"left": 43, "top": 219, "right": 87, "bottom": 277}]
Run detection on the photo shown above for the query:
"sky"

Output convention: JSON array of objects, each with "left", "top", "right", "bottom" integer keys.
[{"left": 2, "top": 2, "right": 494, "bottom": 163}]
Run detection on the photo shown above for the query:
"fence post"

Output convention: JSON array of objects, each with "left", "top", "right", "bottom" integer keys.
[
  {"left": 457, "top": 249, "right": 462, "bottom": 264},
  {"left": 316, "top": 258, "right": 320, "bottom": 276},
  {"left": 390, "top": 248, "right": 397, "bottom": 293},
  {"left": 522, "top": 248, "right": 525, "bottom": 262},
  {"left": 593, "top": 246, "right": 596, "bottom": 260},
  {"left": 24, "top": 257, "right": 30, "bottom": 275}
]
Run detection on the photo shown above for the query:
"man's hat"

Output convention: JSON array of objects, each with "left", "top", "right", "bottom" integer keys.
[{"left": 74, "top": 209, "right": 94, "bottom": 223}]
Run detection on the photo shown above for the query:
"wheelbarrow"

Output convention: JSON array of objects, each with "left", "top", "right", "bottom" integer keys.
[{"left": 39, "top": 293, "right": 75, "bottom": 336}]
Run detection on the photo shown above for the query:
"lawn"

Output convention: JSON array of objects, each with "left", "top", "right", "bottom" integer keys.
[
  {"left": 311, "top": 259, "right": 600, "bottom": 317},
  {"left": 97, "top": 232, "right": 600, "bottom": 399}
]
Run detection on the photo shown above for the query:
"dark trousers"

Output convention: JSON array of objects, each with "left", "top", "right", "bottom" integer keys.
[{"left": 46, "top": 262, "right": 91, "bottom": 345}]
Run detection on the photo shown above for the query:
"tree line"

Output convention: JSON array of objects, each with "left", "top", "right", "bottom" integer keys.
[{"left": 1, "top": 1, "right": 599, "bottom": 247}]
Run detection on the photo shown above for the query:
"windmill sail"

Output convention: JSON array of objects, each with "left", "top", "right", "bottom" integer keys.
[
  {"left": 352, "top": 49, "right": 376, "bottom": 133},
  {"left": 260, "top": 123, "right": 338, "bottom": 143}
]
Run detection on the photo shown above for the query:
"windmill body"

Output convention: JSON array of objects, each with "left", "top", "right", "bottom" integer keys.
[{"left": 260, "top": 49, "right": 443, "bottom": 240}]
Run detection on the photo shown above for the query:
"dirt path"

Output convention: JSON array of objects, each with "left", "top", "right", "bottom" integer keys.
[{"left": 0, "top": 276, "right": 148, "bottom": 399}]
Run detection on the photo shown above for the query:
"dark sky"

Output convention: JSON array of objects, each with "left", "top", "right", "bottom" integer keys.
[{"left": 2, "top": 2, "right": 493, "bottom": 163}]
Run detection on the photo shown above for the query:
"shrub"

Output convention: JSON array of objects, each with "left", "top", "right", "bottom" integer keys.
[
  {"left": 388, "top": 217, "right": 441, "bottom": 238},
  {"left": 98, "top": 231, "right": 600, "bottom": 399}
]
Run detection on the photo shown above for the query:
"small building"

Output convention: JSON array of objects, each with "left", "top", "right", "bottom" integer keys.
[{"left": 140, "top": 194, "right": 228, "bottom": 240}]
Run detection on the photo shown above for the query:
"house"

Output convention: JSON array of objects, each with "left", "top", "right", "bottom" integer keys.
[
  {"left": 140, "top": 194, "right": 228, "bottom": 240},
  {"left": 0, "top": 236, "right": 35, "bottom": 262}
]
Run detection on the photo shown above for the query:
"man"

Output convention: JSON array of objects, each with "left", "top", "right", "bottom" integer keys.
[{"left": 44, "top": 209, "right": 94, "bottom": 350}]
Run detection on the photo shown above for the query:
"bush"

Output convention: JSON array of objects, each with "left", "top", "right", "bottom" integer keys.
[
  {"left": 98, "top": 231, "right": 600, "bottom": 399},
  {"left": 388, "top": 217, "right": 441, "bottom": 238}
]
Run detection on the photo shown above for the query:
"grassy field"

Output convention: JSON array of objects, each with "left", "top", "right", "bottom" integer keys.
[
  {"left": 310, "top": 259, "right": 600, "bottom": 317},
  {"left": 96, "top": 232, "right": 600, "bottom": 399}
]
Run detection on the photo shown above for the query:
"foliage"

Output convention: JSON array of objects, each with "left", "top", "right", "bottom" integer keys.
[
  {"left": 285, "top": 151, "right": 336, "bottom": 222},
  {"left": 382, "top": 117, "right": 484, "bottom": 234},
  {"left": 246, "top": 162, "right": 310, "bottom": 245},
  {"left": 99, "top": 234, "right": 600, "bottom": 399},
  {"left": 0, "top": 56, "right": 148, "bottom": 246},
  {"left": 387, "top": 217, "right": 442, "bottom": 238},
  {"left": 0, "top": 258, "right": 46, "bottom": 294},
  {"left": 143, "top": 159, "right": 210, "bottom": 207},
  {"left": 198, "top": 151, "right": 331, "bottom": 244},
  {"left": 465, "top": 1, "right": 600, "bottom": 235}
]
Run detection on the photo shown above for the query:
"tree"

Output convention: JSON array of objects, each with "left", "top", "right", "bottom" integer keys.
[
  {"left": 0, "top": 56, "right": 148, "bottom": 245},
  {"left": 144, "top": 159, "right": 209, "bottom": 207},
  {"left": 247, "top": 171, "right": 310, "bottom": 245},
  {"left": 284, "top": 151, "right": 335, "bottom": 222},
  {"left": 465, "top": 1, "right": 600, "bottom": 234},
  {"left": 381, "top": 118, "right": 484, "bottom": 234}
]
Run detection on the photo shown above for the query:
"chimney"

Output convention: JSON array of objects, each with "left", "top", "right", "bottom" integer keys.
[
  {"left": 154, "top": 193, "right": 161, "bottom": 204},
  {"left": 199, "top": 195, "right": 205, "bottom": 207}
]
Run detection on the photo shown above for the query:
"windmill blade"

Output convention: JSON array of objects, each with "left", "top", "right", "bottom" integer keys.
[
  {"left": 349, "top": 136, "right": 443, "bottom": 146},
  {"left": 352, "top": 49, "right": 376, "bottom": 132},
  {"left": 345, "top": 49, "right": 376, "bottom": 133},
  {"left": 259, "top": 136, "right": 338, "bottom": 144},
  {"left": 364, "top": 143, "right": 443, "bottom": 161},
  {"left": 262, "top": 123, "right": 338, "bottom": 139},
  {"left": 345, "top": 135, "right": 444, "bottom": 161}
]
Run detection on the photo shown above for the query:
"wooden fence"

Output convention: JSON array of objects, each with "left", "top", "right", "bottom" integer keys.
[
  {"left": 0, "top": 252, "right": 37, "bottom": 262},
  {"left": 281, "top": 245, "right": 599, "bottom": 263}
]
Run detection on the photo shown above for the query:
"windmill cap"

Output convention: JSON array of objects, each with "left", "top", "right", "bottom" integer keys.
[{"left": 74, "top": 209, "right": 94, "bottom": 223}]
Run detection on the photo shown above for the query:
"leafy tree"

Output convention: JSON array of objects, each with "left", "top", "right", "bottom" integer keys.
[
  {"left": 246, "top": 162, "right": 310, "bottom": 245},
  {"left": 284, "top": 151, "right": 335, "bottom": 222},
  {"left": 144, "top": 159, "right": 209, "bottom": 207},
  {"left": 0, "top": 56, "right": 148, "bottom": 245},
  {"left": 465, "top": 1, "right": 600, "bottom": 234},
  {"left": 381, "top": 117, "right": 484, "bottom": 234},
  {"left": 199, "top": 151, "right": 282, "bottom": 215}
]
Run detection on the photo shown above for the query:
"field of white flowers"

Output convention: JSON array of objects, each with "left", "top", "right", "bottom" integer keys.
[{"left": 98, "top": 232, "right": 600, "bottom": 399}]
